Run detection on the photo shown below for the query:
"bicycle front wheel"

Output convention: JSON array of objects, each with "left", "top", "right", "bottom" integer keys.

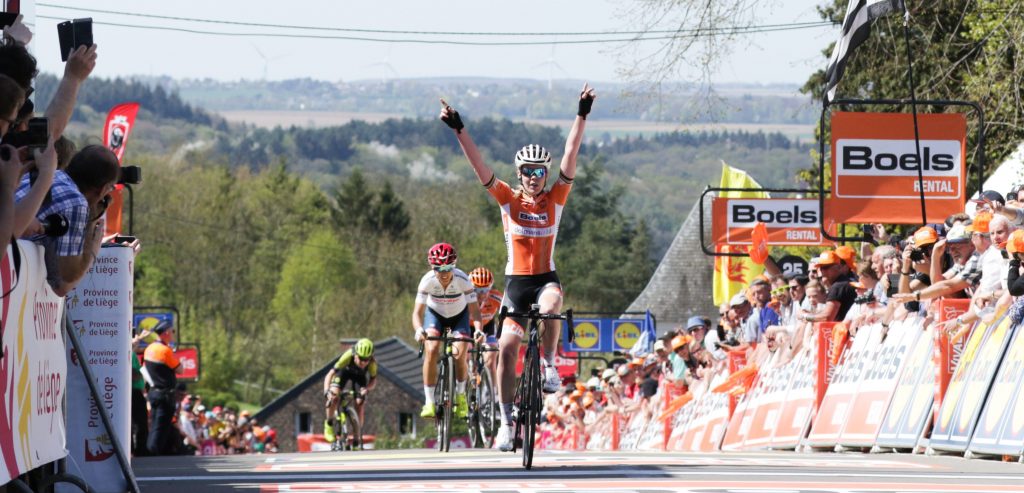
[
  {"left": 522, "top": 344, "right": 540, "bottom": 469},
  {"left": 434, "top": 362, "right": 447, "bottom": 453},
  {"left": 477, "top": 365, "right": 498, "bottom": 449},
  {"left": 342, "top": 406, "right": 362, "bottom": 450}
]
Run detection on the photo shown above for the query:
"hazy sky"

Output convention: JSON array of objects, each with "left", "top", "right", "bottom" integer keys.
[{"left": 24, "top": 0, "right": 832, "bottom": 85}]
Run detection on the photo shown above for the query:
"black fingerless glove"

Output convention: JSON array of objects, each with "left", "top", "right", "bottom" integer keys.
[
  {"left": 578, "top": 93, "right": 594, "bottom": 119},
  {"left": 441, "top": 110, "right": 464, "bottom": 133}
]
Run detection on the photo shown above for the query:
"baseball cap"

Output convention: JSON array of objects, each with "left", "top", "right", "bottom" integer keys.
[
  {"left": 912, "top": 226, "right": 939, "bottom": 248},
  {"left": 1007, "top": 229, "right": 1024, "bottom": 254},
  {"left": 586, "top": 376, "right": 602, "bottom": 390},
  {"left": 671, "top": 334, "right": 693, "bottom": 351},
  {"left": 729, "top": 293, "right": 749, "bottom": 307},
  {"left": 966, "top": 212, "right": 992, "bottom": 233},
  {"left": 153, "top": 320, "right": 173, "bottom": 334},
  {"left": 980, "top": 190, "right": 1006, "bottom": 205},
  {"left": 816, "top": 250, "right": 840, "bottom": 266},
  {"left": 686, "top": 316, "right": 706, "bottom": 329},
  {"left": 834, "top": 245, "right": 857, "bottom": 269},
  {"left": 653, "top": 339, "right": 666, "bottom": 352},
  {"left": 616, "top": 365, "right": 632, "bottom": 376},
  {"left": 946, "top": 224, "right": 971, "bottom": 244},
  {"left": 601, "top": 368, "right": 617, "bottom": 380},
  {"left": 643, "top": 354, "right": 658, "bottom": 367}
]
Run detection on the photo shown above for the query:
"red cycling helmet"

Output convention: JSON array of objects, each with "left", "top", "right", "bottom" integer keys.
[{"left": 427, "top": 242, "right": 457, "bottom": 266}]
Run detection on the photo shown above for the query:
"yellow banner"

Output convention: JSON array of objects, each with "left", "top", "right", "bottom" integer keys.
[{"left": 713, "top": 162, "right": 767, "bottom": 306}]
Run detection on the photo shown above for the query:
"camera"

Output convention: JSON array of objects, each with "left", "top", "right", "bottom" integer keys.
[
  {"left": 1, "top": 117, "right": 49, "bottom": 151},
  {"left": 41, "top": 214, "right": 69, "bottom": 237},
  {"left": 909, "top": 248, "right": 927, "bottom": 262},
  {"left": 117, "top": 165, "right": 142, "bottom": 185},
  {"left": 854, "top": 292, "right": 876, "bottom": 305}
]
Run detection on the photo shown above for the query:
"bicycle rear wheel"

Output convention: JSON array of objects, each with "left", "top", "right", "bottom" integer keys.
[
  {"left": 476, "top": 365, "right": 498, "bottom": 449},
  {"left": 522, "top": 343, "right": 540, "bottom": 468}
]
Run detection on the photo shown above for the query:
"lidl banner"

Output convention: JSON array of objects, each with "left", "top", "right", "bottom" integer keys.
[
  {"left": 828, "top": 111, "right": 967, "bottom": 224},
  {"left": 969, "top": 320, "right": 1024, "bottom": 456},
  {"left": 133, "top": 311, "right": 175, "bottom": 349},
  {"left": 564, "top": 317, "right": 650, "bottom": 353},
  {"left": 711, "top": 197, "right": 836, "bottom": 246},
  {"left": 931, "top": 311, "right": 1013, "bottom": 452},
  {"left": 0, "top": 242, "right": 67, "bottom": 485}
]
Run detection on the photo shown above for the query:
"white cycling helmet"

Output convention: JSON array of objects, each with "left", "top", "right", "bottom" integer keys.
[{"left": 514, "top": 144, "right": 551, "bottom": 170}]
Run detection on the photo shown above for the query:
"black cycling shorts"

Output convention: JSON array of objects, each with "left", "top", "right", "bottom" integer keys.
[
  {"left": 331, "top": 365, "right": 369, "bottom": 392},
  {"left": 502, "top": 271, "right": 561, "bottom": 318}
]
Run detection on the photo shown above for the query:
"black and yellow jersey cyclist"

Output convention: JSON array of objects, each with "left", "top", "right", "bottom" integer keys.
[{"left": 323, "top": 338, "right": 377, "bottom": 444}]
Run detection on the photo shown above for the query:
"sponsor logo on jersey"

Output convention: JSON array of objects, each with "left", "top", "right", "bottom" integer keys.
[{"left": 518, "top": 211, "right": 549, "bottom": 223}]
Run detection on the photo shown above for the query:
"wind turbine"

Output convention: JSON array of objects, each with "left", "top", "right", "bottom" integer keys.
[
  {"left": 532, "top": 44, "right": 570, "bottom": 91},
  {"left": 252, "top": 44, "right": 286, "bottom": 80},
  {"left": 364, "top": 46, "right": 401, "bottom": 83}
]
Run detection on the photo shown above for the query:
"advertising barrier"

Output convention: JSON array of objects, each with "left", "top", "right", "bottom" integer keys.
[
  {"left": 806, "top": 324, "right": 884, "bottom": 448},
  {"left": 828, "top": 111, "right": 967, "bottom": 224},
  {"left": 875, "top": 326, "right": 935, "bottom": 450},
  {"left": 61, "top": 245, "right": 135, "bottom": 493},
  {"left": 934, "top": 299, "right": 970, "bottom": 414},
  {"left": 0, "top": 242, "right": 67, "bottom": 486},
  {"left": 838, "top": 320, "right": 922, "bottom": 447},
  {"left": 769, "top": 346, "right": 817, "bottom": 449},
  {"left": 931, "top": 312, "right": 1014, "bottom": 452},
  {"left": 969, "top": 321, "right": 1024, "bottom": 456},
  {"left": 741, "top": 354, "right": 797, "bottom": 450}
]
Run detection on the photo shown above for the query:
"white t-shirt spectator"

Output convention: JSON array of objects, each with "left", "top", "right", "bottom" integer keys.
[{"left": 976, "top": 246, "right": 1007, "bottom": 297}]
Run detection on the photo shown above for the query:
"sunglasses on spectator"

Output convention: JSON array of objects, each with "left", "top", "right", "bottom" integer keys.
[
  {"left": 521, "top": 167, "right": 547, "bottom": 179},
  {"left": 433, "top": 264, "right": 456, "bottom": 272}
]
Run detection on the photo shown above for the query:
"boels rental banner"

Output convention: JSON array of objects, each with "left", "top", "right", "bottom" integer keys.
[
  {"left": 61, "top": 245, "right": 135, "bottom": 493},
  {"left": 829, "top": 112, "right": 967, "bottom": 224},
  {"left": 0, "top": 242, "right": 67, "bottom": 485},
  {"left": 711, "top": 198, "right": 836, "bottom": 246}
]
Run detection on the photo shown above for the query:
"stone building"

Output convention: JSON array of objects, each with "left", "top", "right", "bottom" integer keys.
[{"left": 254, "top": 337, "right": 425, "bottom": 452}]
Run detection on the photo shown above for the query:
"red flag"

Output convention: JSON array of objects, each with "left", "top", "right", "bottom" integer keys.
[
  {"left": 103, "top": 102, "right": 140, "bottom": 163},
  {"left": 103, "top": 103, "right": 140, "bottom": 235},
  {"left": 749, "top": 222, "right": 769, "bottom": 265}
]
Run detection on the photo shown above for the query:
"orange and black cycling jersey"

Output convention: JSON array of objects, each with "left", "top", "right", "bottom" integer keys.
[
  {"left": 486, "top": 178, "right": 571, "bottom": 276},
  {"left": 143, "top": 341, "right": 179, "bottom": 390}
]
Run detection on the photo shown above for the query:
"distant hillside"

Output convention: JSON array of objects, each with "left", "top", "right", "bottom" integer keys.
[{"left": 145, "top": 77, "right": 819, "bottom": 125}]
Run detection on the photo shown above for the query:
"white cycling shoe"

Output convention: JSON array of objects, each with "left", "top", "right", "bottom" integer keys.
[
  {"left": 496, "top": 425, "right": 515, "bottom": 452},
  {"left": 542, "top": 362, "right": 561, "bottom": 394}
]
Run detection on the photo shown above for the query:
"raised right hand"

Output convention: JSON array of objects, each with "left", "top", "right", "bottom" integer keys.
[{"left": 438, "top": 98, "right": 464, "bottom": 133}]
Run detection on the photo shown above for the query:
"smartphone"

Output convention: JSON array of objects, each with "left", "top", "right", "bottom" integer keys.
[
  {"left": 57, "top": 18, "right": 93, "bottom": 61},
  {"left": 0, "top": 13, "right": 18, "bottom": 29},
  {"left": 25, "top": 117, "right": 49, "bottom": 150},
  {"left": 113, "top": 235, "right": 137, "bottom": 244}
]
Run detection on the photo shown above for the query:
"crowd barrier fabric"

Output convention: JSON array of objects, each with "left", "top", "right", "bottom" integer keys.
[
  {"left": 769, "top": 345, "right": 817, "bottom": 449},
  {"left": 875, "top": 324, "right": 935, "bottom": 450},
  {"left": 61, "top": 245, "right": 135, "bottom": 493},
  {"left": 0, "top": 241, "right": 67, "bottom": 486},
  {"left": 742, "top": 352, "right": 797, "bottom": 450},
  {"left": 969, "top": 320, "right": 1024, "bottom": 456},
  {"left": 720, "top": 351, "right": 777, "bottom": 451},
  {"left": 931, "top": 311, "right": 1013, "bottom": 452},
  {"left": 806, "top": 324, "right": 884, "bottom": 448},
  {"left": 838, "top": 319, "right": 922, "bottom": 447},
  {"left": 676, "top": 371, "right": 731, "bottom": 451},
  {"left": 933, "top": 299, "right": 970, "bottom": 417}
]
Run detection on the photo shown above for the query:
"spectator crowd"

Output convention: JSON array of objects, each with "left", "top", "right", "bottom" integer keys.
[
  {"left": 0, "top": 17, "right": 281, "bottom": 457},
  {"left": 540, "top": 186, "right": 1024, "bottom": 447}
]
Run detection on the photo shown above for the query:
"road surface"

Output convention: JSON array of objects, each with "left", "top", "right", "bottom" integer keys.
[{"left": 134, "top": 449, "right": 1024, "bottom": 492}]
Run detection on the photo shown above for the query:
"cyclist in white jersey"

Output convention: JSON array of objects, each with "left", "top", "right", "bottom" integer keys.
[{"left": 413, "top": 242, "right": 483, "bottom": 419}]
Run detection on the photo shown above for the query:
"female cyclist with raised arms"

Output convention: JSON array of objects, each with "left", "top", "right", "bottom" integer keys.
[{"left": 440, "top": 83, "right": 596, "bottom": 451}]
